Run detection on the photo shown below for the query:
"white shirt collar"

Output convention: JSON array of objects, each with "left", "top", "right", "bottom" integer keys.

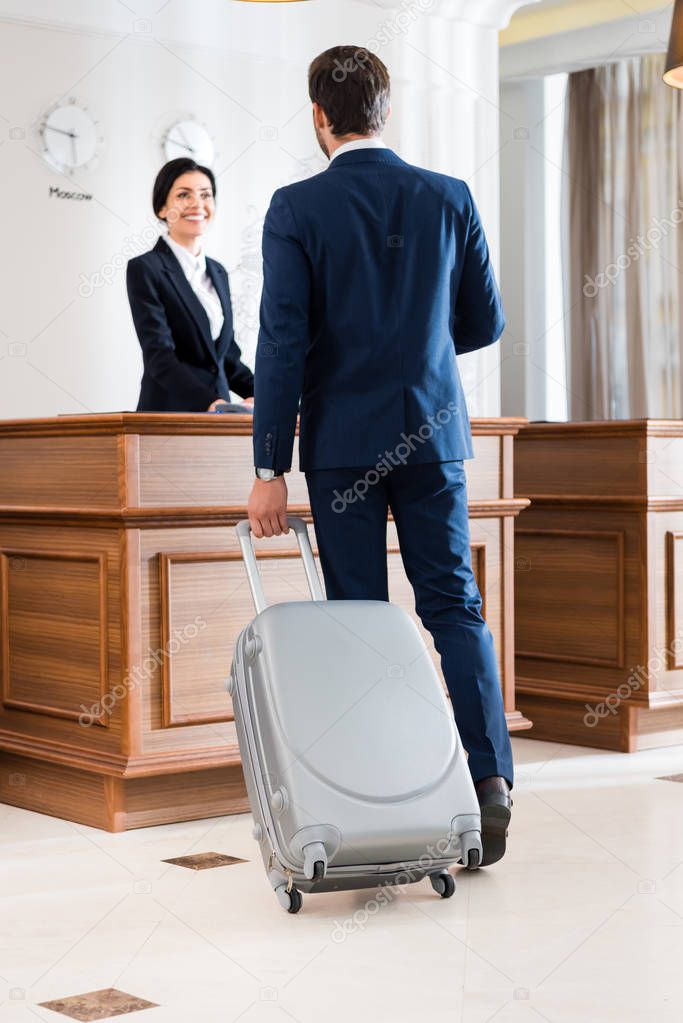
[
  {"left": 164, "top": 232, "right": 206, "bottom": 279},
  {"left": 329, "top": 137, "right": 387, "bottom": 164}
]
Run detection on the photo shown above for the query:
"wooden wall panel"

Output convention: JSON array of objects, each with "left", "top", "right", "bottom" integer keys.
[
  {"left": 0, "top": 550, "right": 108, "bottom": 723},
  {"left": 643, "top": 512, "right": 683, "bottom": 698},
  {"left": 158, "top": 545, "right": 325, "bottom": 729},
  {"left": 121, "top": 764, "right": 249, "bottom": 829},
  {"left": 667, "top": 531, "right": 683, "bottom": 670},
  {"left": 0, "top": 752, "right": 112, "bottom": 830},
  {"left": 138, "top": 523, "right": 321, "bottom": 753},
  {"left": 0, "top": 525, "right": 122, "bottom": 752},
  {"left": 138, "top": 434, "right": 310, "bottom": 508},
  {"left": 0, "top": 436, "right": 120, "bottom": 509},
  {"left": 515, "top": 529, "right": 625, "bottom": 669},
  {"left": 465, "top": 436, "right": 501, "bottom": 502},
  {"left": 514, "top": 419, "right": 683, "bottom": 752},
  {"left": 632, "top": 704, "right": 683, "bottom": 751},
  {"left": 0, "top": 414, "right": 529, "bottom": 828},
  {"left": 159, "top": 553, "right": 236, "bottom": 728},
  {"left": 649, "top": 437, "right": 683, "bottom": 498},
  {"left": 514, "top": 435, "right": 641, "bottom": 498}
]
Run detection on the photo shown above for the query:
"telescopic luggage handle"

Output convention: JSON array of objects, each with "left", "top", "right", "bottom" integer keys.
[{"left": 235, "top": 517, "right": 325, "bottom": 613}]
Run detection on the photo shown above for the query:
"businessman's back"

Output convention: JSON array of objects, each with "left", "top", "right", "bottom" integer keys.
[
  {"left": 249, "top": 45, "right": 513, "bottom": 868},
  {"left": 254, "top": 146, "right": 504, "bottom": 474}
]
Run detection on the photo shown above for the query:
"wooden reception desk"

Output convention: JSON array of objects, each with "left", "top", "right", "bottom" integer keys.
[
  {"left": 0, "top": 414, "right": 530, "bottom": 831},
  {"left": 515, "top": 419, "right": 683, "bottom": 752}
]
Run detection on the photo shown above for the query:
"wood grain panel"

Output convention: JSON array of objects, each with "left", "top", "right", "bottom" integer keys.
[
  {"left": 667, "top": 532, "right": 683, "bottom": 669},
  {"left": 0, "top": 752, "right": 248, "bottom": 831},
  {"left": 139, "top": 524, "right": 320, "bottom": 754},
  {"left": 123, "top": 764, "right": 249, "bottom": 829},
  {"left": 158, "top": 547, "right": 325, "bottom": 729},
  {"left": 512, "top": 421, "right": 683, "bottom": 751},
  {"left": 649, "top": 437, "right": 683, "bottom": 499},
  {"left": 515, "top": 434, "right": 642, "bottom": 498},
  {"left": 632, "top": 703, "right": 683, "bottom": 751},
  {"left": 516, "top": 693, "right": 625, "bottom": 752},
  {"left": 0, "top": 526, "right": 122, "bottom": 753},
  {"left": 0, "top": 550, "right": 108, "bottom": 724},
  {"left": 465, "top": 436, "right": 501, "bottom": 502},
  {"left": 138, "top": 434, "right": 309, "bottom": 508},
  {"left": 515, "top": 529, "right": 625, "bottom": 669},
  {"left": 159, "top": 552, "right": 236, "bottom": 728},
  {"left": 0, "top": 752, "right": 113, "bottom": 829},
  {"left": 0, "top": 436, "right": 121, "bottom": 508},
  {"left": 0, "top": 414, "right": 529, "bottom": 827}
]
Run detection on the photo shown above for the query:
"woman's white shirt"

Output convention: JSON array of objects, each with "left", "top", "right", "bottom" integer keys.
[{"left": 163, "top": 233, "right": 225, "bottom": 342}]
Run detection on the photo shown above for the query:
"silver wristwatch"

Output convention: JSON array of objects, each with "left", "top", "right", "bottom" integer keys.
[{"left": 255, "top": 468, "right": 279, "bottom": 481}]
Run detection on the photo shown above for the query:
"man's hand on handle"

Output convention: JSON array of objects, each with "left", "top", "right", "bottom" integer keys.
[{"left": 248, "top": 476, "right": 289, "bottom": 537}]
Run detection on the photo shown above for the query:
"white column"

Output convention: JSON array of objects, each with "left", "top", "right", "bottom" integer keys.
[{"left": 356, "top": 0, "right": 540, "bottom": 416}]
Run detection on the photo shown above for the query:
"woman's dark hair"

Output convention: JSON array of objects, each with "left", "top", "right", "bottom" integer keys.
[
  {"left": 152, "top": 158, "right": 217, "bottom": 220},
  {"left": 308, "top": 45, "right": 390, "bottom": 137}
]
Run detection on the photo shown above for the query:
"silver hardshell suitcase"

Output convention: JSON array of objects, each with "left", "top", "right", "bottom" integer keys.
[{"left": 228, "top": 517, "right": 482, "bottom": 914}]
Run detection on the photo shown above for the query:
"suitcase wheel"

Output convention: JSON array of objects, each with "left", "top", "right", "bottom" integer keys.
[
  {"left": 466, "top": 847, "right": 481, "bottom": 870},
  {"left": 312, "top": 860, "right": 325, "bottom": 881},
  {"left": 459, "top": 829, "right": 483, "bottom": 871},
  {"left": 429, "top": 871, "right": 456, "bottom": 899},
  {"left": 275, "top": 882, "right": 303, "bottom": 914},
  {"left": 287, "top": 887, "right": 303, "bottom": 914}
]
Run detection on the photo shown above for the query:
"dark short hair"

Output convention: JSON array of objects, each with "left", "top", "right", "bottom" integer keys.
[
  {"left": 152, "top": 158, "right": 216, "bottom": 220},
  {"left": 308, "top": 45, "right": 390, "bottom": 137}
]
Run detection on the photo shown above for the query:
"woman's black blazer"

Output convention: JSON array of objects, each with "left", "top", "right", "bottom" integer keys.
[{"left": 126, "top": 237, "right": 254, "bottom": 412}]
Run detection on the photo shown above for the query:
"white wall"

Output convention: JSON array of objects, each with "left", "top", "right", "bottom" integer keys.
[
  {"left": 0, "top": 0, "right": 534, "bottom": 421},
  {"left": 499, "top": 77, "right": 550, "bottom": 420}
]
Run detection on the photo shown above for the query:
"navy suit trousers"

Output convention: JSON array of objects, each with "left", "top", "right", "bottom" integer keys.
[{"left": 305, "top": 460, "right": 514, "bottom": 788}]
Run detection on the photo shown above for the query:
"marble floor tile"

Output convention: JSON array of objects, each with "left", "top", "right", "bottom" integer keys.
[
  {"left": 1, "top": 738, "right": 682, "bottom": 1022},
  {"left": 161, "top": 852, "right": 248, "bottom": 870},
  {"left": 38, "top": 987, "right": 157, "bottom": 1020}
]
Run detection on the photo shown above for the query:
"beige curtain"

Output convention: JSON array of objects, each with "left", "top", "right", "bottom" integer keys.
[{"left": 566, "top": 54, "right": 683, "bottom": 419}]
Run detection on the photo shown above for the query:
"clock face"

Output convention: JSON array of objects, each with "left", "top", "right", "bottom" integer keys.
[
  {"left": 41, "top": 100, "right": 99, "bottom": 173},
  {"left": 164, "top": 120, "right": 215, "bottom": 166}
]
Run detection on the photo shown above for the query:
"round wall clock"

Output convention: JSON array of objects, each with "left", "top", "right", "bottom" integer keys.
[
  {"left": 40, "top": 98, "right": 101, "bottom": 174},
  {"left": 163, "top": 119, "right": 215, "bottom": 166}
]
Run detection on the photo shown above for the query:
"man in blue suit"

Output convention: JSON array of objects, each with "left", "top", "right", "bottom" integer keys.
[{"left": 248, "top": 45, "right": 513, "bottom": 866}]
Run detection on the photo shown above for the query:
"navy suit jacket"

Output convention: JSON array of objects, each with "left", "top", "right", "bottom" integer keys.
[
  {"left": 253, "top": 148, "right": 505, "bottom": 474},
  {"left": 127, "top": 237, "right": 254, "bottom": 412}
]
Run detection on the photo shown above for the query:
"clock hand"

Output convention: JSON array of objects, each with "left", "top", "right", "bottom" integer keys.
[
  {"left": 177, "top": 125, "right": 195, "bottom": 153},
  {"left": 43, "top": 124, "right": 77, "bottom": 139},
  {"left": 168, "top": 134, "right": 194, "bottom": 154}
]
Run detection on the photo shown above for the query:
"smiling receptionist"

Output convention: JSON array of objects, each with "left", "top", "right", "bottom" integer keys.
[{"left": 126, "top": 158, "right": 254, "bottom": 412}]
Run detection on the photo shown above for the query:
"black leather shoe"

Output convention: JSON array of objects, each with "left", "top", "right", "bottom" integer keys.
[{"left": 473, "top": 776, "right": 512, "bottom": 867}]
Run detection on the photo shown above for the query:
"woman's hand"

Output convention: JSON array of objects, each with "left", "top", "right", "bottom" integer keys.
[{"left": 207, "top": 397, "right": 253, "bottom": 411}]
